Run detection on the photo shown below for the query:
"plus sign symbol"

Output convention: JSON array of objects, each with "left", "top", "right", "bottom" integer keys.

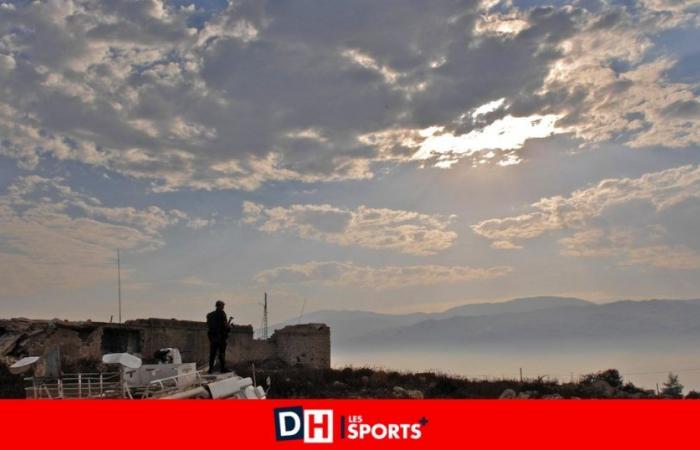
[{"left": 418, "top": 416, "right": 429, "bottom": 427}]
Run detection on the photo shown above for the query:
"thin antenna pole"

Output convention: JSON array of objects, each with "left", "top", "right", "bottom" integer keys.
[
  {"left": 297, "top": 298, "right": 307, "bottom": 325},
  {"left": 262, "top": 292, "right": 269, "bottom": 339},
  {"left": 117, "top": 248, "right": 122, "bottom": 324}
]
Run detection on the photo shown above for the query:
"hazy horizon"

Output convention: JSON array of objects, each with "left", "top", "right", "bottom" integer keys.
[
  {"left": 301, "top": 297, "right": 700, "bottom": 393},
  {"left": 334, "top": 345, "right": 700, "bottom": 392},
  {"left": 4, "top": 294, "right": 700, "bottom": 324}
]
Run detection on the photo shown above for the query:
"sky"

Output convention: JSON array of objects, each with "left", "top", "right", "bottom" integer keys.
[{"left": 0, "top": 0, "right": 699, "bottom": 327}]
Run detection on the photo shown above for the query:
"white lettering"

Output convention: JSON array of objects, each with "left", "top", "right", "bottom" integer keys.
[
  {"left": 371, "top": 424, "right": 388, "bottom": 439},
  {"left": 387, "top": 424, "right": 400, "bottom": 439},
  {"left": 278, "top": 412, "right": 301, "bottom": 437},
  {"left": 410, "top": 424, "right": 422, "bottom": 439},
  {"left": 347, "top": 423, "right": 358, "bottom": 439}
]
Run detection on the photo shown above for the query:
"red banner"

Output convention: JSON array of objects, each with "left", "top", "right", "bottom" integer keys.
[{"left": 0, "top": 400, "right": 697, "bottom": 448}]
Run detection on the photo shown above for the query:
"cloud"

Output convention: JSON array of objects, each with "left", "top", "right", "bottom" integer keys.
[
  {"left": 638, "top": 0, "right": 700, "bottom": 13},
  {"left": 472, "top": 164, "right": 700, "bottom": 248},
  {"left": 559, "top": 227, "right": 700, "bottom": 270},
  {"left": 409, "top": 113, "right": 564, "bottom": 168},
  {"left": 0, "top": 176, "right": 208, "bottom": 296},
  {"left": 0, "top": 1, "right": 696, "bottom": 191},
  {"left": 475, "top": 12, "right": 530, "bottom": 36},
  {"left": 363, "top": 2, "right": 700, "bottom": 168},
  {"left": 242, "top": 201, "right": 457, "bottom": 255},
  {"left": 255, "top": 260, "right": 512, "bottom": 290},
  {"left": 552, "top": 57, "right": 700, "bottom": 149},
  {"left": 534, "top": 4, "right": 700, "bottom": 149},
  {"left": 472, "top": 164, "right": 700, "bottom": 269}
]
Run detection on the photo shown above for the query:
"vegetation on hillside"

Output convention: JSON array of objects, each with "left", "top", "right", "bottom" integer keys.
[
  {"left": 233, "top": 365, "right": 699, "bottom": 399},
  {"left": 3, "top": 361, "right": 699, "bottom": 399}
]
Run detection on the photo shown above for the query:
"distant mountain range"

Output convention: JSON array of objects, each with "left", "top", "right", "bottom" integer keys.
[
  {"left": 270, "top": 296, "right": 588, "bottom": 342},
  {"left": 271, "top": 296, "right": 700, "bottom": 351}
]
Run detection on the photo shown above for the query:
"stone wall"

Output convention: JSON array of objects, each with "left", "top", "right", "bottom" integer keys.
[
  {"left": 0, "top": 318, "right": 330, "bottom": 371},
  {"left": 271, "top": 324, "right": 331, "bottom": 368},
  {"left": 127, "top": 318, "right": 210, "bottom": 365}
]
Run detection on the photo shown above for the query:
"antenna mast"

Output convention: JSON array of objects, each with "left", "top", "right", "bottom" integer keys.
[
  {"left": 262, "top": 292, "right": 269, "bottom": 339},
  {"left": 117, "top": 248, "right": 122, "bottom": 324},
  {"left": 297, "top": 298, "right": 307, "bottom": 325}
]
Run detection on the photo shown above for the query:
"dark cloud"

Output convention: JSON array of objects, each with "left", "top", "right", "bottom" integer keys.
[
  {"left": 662, "top": 99, "right": 700, "bottom": 118},
  {"left": 0, "top": 0, "right": 697, "bottom": 191}
]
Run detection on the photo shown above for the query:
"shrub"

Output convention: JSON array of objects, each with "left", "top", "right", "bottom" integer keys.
[
  {"left": 580, "top": 369, "right": 624, "bottom": 388},
  {"left": 684, "top": 390, "right": 700, "bottom": 399},
  {"left": 661, "top": 373, "right": 683, "bottom": 398}
]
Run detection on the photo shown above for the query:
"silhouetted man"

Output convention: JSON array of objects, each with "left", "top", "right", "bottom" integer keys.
[{"left": 207, "top": 300, "right": 232, "bottom": 373}]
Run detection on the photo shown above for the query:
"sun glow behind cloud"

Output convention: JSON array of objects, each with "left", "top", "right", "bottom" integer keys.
[
  {"left": 472, "top": 97, "right": 506, "bottom": 118},
  {"left": 411, "top": 113, "right": 565, "bottom": 168}
]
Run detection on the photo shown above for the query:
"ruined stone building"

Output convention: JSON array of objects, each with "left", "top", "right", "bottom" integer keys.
[{"left": 0, "top": 318, "right": 330, "bottom": 373}]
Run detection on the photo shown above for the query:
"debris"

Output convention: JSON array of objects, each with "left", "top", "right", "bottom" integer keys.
[
  {"left": 542, "top": 393, "right": 563, "bottom": 399},
  {"left": 406, "top": 389, "right": 424, "bottom": 399},
  {"left": 23, "top": 348, "right": 266, "bottom": 400},
  {"left": 393, "top": 386, "right": 407, "bottom": 397},
  {"left": 102, "top": 353, "right": 142, "bottom": 369},
  {"left": 9, "top": 356, "right": 40, "bottom": 374},
  {"left": 499, "top": 388, "right": 517, "bottom": 399},
  {"left": 0, "top": 334, "right": 22, "bottom": 356}
]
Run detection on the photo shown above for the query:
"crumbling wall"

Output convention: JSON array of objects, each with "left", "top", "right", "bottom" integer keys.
[
  {"left": 127, "top": 319, "right": 329, "bottom": 368},
  {"left": 127, "top": 318, "right": 209, "bottom": 365},
  {"left": 127, "top": 319, "right": 279, "bottom": 365},
  {"left": 226, "top": 325, "right": 276, "bottom": 365},
  {"left": 101, "top": 327, "right": 140, "bottom": 354},
  {"left": 0, "top": 319, "right": 105, "bottom": 374},
  {"left": 272, "top": 324, "right": 331, "bottom": 369},
  {"left": 0, "top": 317, "right": 331, "bottom": 372}
]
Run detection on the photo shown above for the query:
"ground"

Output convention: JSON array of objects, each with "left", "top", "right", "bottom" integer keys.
[
  {"left": 3, "top": 363, "right": 698, "bottom": 399},
  {"left": 232, "top": 365, "right": 691, "bottom": 399}
]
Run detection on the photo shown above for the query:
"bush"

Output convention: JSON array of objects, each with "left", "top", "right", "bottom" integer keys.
[
  {"left": 684, "top": 391, "right": 700, "bottom": 399},
  {"left": 580, "top": 369, "right": 624, "bottom": 388},
  {"left": 661, "top": 373, "right": 683, "bottom": 398},
  {"left": 620, "top": 381, "right": 647, "bottom": 395}
]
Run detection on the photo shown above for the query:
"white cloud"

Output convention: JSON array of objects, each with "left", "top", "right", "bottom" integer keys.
[
  {"left": 341, "top": 48, "right": 400, "bottom": 85},
  {"left": 410, "top": 113, "right": 563, "bottom": 168},
  {"left": 639, "top": 0, "right": 700, "bottom": 13},
  {"left": 475, "top": 13, "right": 530, "bottom": 36},
  {"left": 540, "top": 6, "right": 700, "bottom": 149},
  {"left": 255, "top": 261, "right": 512, "bottom": 290},
  {"left": 473, "top": 165, "right": 700, "bottom": 248},
  {"left": 0, "top": 176, "right": 209, "bottom": 296},
  {"left": 472, "top": 98, "right": 506, "bottom": 119},
  {"left": 242, "top": 201, "right": 457, "bottom": 255},
  {"left": 559, "top": 228, "right": 700, "bottom": 270},
  {"left": 358, "top": 97, "right": 563, "bottom": 169},
  {"left": 472, "top": 165, "right": 700, "bottom": 269}
]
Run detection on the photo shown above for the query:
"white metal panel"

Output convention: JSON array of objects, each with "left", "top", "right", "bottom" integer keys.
[
  {"left": 9, "top": 356, "right": 40, "bottom": 374},
  {"left": 207, "top": 376, "right": 253, "bottom": 399}
]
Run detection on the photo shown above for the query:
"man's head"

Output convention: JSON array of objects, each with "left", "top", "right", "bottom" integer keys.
[{"left": 215, "top": 300, "right": 225, "bottom": 310}]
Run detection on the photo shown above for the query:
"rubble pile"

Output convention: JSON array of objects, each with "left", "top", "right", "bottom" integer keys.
[{"left": 0, "top": 318, "right": 103, "bottom": 374}]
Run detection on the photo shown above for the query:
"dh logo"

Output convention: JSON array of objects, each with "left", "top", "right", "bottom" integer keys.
[{"left": 274, "top": 406, "right": 333, "bottom": 443}]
